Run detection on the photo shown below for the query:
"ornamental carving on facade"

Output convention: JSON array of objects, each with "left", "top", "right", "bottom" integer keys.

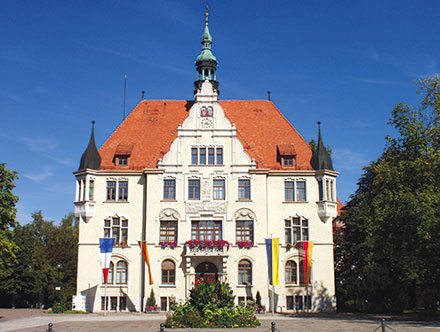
[
  {"left": 186, "top": 201, "right": 227, "bottom": 213},
  {"left": 158, "top": 208, "right": 180, "bottom": 220},
  {"left": 234, "top": 208, "right": 257, "bottom": 221},
  {"left": 202, "top": 180, "right": 211, "bottom": 198}
]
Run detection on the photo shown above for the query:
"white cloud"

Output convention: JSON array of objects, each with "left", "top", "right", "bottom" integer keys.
[
  {"left": 19, "top": 136, "right": 58, "bottom": 152},
  {"left": 22, "top": 168, "right": 53, "bottom": 183}
]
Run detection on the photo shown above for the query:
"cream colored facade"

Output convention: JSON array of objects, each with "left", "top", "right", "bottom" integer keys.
[{"left": 74, "top": 80, "right": 338, "bottom": 313}]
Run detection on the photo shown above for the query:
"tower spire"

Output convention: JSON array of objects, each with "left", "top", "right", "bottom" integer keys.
[
  {"left": 78, "top": 121, "right": 101, "bottom": 171},
  {"left": 194, "top": 9, "right": 219, "bottom": 95},
  {"left": 311, "top": 122, "right": 334, "bottom": 171}
]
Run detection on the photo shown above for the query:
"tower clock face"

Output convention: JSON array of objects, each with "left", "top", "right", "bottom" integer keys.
[
  {"left": 201, "top": 118, "right": 213, "bottom": 128},
  {"left": 200, "top": 106, "right": 213, "bottom": 117}
]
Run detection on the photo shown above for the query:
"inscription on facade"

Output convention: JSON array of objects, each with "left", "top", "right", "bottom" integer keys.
[{"left": 186, "top": 201, "right": 227, "bottom": 213}]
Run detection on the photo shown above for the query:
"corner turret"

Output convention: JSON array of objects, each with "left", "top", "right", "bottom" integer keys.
[{"left": 311, "top": 122, "right": 333, "bottom": 171}]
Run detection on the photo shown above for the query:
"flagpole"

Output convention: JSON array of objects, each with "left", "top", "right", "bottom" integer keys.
[
  {"left": 104, "top": 282, "right": 107, "bottom": 316},
  {"left": 271, "top": 233, "right": 274, "bottom": 316}
]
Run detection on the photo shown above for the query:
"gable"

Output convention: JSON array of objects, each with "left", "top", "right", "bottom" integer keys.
[{"left": 98, "top": 100, "right": 312, "bottom": 170}]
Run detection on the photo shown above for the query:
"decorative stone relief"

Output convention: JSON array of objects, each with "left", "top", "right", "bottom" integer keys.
[
  {"left": 234, "top": 208, "right": 257, "bottom": 221},
  {"left": 202, "top": 180, "right": 211, "bottom": 198},
  {"left": 186, "top": 201, "right": 227, "bottom": 214},
  {"left": 158, "top": 208, "right": 180, "bottom": 220}
]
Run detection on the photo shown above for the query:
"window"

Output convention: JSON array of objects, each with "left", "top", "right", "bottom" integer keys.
[
  {"left": 191, "top": 148, "right": 198, "bottom": 164},
  {"left": 200, "top": 148, "right": 206, "bottom": 164},
  {"left": 213, "top": 179, "right": 225, "bottom": 200},
  {"left": 160, "top": 221, "right": 177, "bottom": 242},
  {"left": 283, "top": 156, "right": 294, "bottom": 167},
  {"left": 188, "top": 179, "right": 200, "bottom": 200},
  {"left": 318, "top": 180, "right": 323, "bottom": 201},
  {"left": 191, "top": 220, "right": 222, "bottom": 240},
  {"left": 116, "top": 155, "right": 129, "bottom": 166},
  {"left": 236, "top": 220, "right": 253, "bottom": 242},
  {"left": 108, "top": 262, "right": 114, "bottom": 284},
  {"left": 190, "top": 147, "right": 223, "bottom": 165},
  {"left": 104, "top": 217, "right": 128, "bottom": 243},
  {"left": 161, "top": 260, "right": 175, "bottom": 284},
  {"left": 102, "top": 261, "right": 114, "bottom": 284},
  {"left": 238, "top": 179, "right": 250, "bottom": 200},
  {"left": 118, "top": 181, "right": 128, "bottom": 201},
  {"left": 299, "top": 260, "right": 306, "bottom": 286},
  {"left": 164, "top": 179, "right": 176, "bottom": 200},
  {"left": 238, "top": 296, "right": 253, "bottom": 305},
  {"left": 116, "top": 261, "right": 128, "bottom": 284},
  {"left": 285, "top": 260, "right": 297, "bottom": 284},
  {"left": 208, "top": 148, "right": 215, "bottom": 164},
  {"left": 216, "top": 148, "right": 223, "bottom": 165},
  {"left": 238, "top": 259, "right": 252, "bottom": 285},
  {"left": 286, "top": 296, "right": 311, "bottom": 310},
  {"left": 284, "top": 181, "right": 294, "bottom": 201},
  {"left": 106, "top": 181, "right": 116, "bottom": 201},
  {"left": 296, "top": 181, "right": 306, "bottom": 201},
  {"left": 89, "top": 179, "right": 94, "bottom": 200},
  {"left": 285, "top": 217, "right": 308, "bottom": 243},
  {"left": 326, "top": 179, "right": 334, "bottom": 201}
]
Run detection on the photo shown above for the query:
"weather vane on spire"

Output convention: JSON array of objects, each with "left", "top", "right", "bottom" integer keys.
[{"left": 206, "top": 0, "right": 210, "bottom": 12}]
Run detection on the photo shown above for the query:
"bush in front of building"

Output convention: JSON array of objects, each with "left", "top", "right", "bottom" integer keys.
[{"left": 165, "top": 279, "right": 261, "bottom": 328}]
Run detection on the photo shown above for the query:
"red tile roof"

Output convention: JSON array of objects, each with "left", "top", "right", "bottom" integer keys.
[{"left": 98, "top": 100, "right": 313, "bottom": 170}]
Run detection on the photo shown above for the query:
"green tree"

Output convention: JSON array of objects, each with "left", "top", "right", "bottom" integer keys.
[
  {"left": 0, "top": 163, "right": 19, "bottom": 281},
  {"left": 0, "top": 211, "right": 78, "bottom": 308},
  {"left": 335, "top": 75, "right": 440, "bottom": 313}
]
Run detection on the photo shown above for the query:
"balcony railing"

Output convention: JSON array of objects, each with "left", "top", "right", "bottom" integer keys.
[{"left": 184, "top": 240, "right": 230, "bottom": 256}]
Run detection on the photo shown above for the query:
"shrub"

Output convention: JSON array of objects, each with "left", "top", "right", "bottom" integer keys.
[{"left": 165, "top": 279, "right": 260, "bottom": 328}]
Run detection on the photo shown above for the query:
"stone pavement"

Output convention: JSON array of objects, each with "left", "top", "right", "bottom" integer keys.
[{"left": 0, "top": 310, "right": 439, "bottom": 332}]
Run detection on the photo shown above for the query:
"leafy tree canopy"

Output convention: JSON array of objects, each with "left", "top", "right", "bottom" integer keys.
[
  {"left": 336, "top": 75, "right": 440, "bottom": 314},
  {"left": 0, "top": 163, "right": 19, "bottom": 280}
]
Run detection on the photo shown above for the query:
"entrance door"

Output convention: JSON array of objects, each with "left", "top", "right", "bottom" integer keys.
[{"left": 195, "top": 262, "right": 218, "bottom": 281}]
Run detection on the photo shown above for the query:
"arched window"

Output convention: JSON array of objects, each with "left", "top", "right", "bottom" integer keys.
[
  {"left": 299, "top": 260, "right": 305, "bottom": 286},
  {"left": 116, "top": 261, "right": 128, "bottom": 284},
  {"left": 285, "top": 260, "right": 297, "bottom": 284},
  {"left": 162, "top": 260, "right": 176, "bottom": 285},
  {"left": 108, "top": 262, "right": 114, "bottom": 284},
  {"left": 238, "top": 259, "right": 252, "bottom": 285}
]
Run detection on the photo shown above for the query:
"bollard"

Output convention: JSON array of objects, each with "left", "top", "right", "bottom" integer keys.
[
  {"left": 381, "top": 318, "right": 386, "bottom": 332},
  {"left": 160, "top": 323, "right": 165, "bottom": 332},
  {"left": 47, "top": 323, "right": 53, "bottom": 332},
  {"left": 271, "top": 321, "right": 276, "bottom": 332}
]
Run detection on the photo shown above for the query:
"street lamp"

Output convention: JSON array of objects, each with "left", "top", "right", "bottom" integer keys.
[{"left": 56, "top": 264, "right": 62, "bottom": 303}]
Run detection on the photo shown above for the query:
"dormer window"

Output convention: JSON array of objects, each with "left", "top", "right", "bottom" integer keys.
[
  {"left": 277, "top": 144, "right": 296, "bottom": 168},
  {"left": 113, "top": 143, "right": 134, "bottom": 167},
  {"left": 116, "top": 155, "right": 129, "bottom": 166}
]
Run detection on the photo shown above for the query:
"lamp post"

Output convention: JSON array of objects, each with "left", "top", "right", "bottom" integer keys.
[{"left": 56, "top": 264, "right": 62, "bottom": 304}]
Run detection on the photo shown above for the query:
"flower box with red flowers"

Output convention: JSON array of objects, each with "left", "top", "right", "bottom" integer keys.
[
  {"left": 159, "top": 241, "right": 177, "bottom": 249},
  {"left": 237, "top": 240, "right": 254, "bottom": 248}
]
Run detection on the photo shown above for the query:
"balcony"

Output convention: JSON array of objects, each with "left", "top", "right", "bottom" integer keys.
[
  {"left": 316, "top": 200, "right": 337, "bottom": 223},
  {"left": 184, "top": 240, "right": 230, "bottom": 256},
  {"left": 74, "top": 201, "right": 95, "bottom": 222}
]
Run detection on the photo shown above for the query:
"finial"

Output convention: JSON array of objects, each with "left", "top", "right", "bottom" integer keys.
[
  {"left": 142, "top": 90, "right": 145, "bottom": 100},
  {"left": 318, "top": 121, "right": 321, "bottom": 127},
  {"left": 92, "top": 120, "right": 95, "bottom": 129},
  {"left": 267, "top": 90, "right": 271, "bottom": 101}
]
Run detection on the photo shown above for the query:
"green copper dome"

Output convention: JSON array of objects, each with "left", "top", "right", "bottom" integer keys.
[{"left": 196, "top": 13, "right": 217, "bottom": 63}]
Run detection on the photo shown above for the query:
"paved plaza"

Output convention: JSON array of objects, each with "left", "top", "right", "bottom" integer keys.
[{"left": 0, "top": 309, "right": 439, "bottom": 332}]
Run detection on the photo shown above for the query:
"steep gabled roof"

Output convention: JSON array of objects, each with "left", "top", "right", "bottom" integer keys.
[{"left": 98, "top": 100, "right": 313, "bottom": 170}]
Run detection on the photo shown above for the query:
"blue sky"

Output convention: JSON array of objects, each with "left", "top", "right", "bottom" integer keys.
[{"left": 1, "top": 0, "right": 439, "bottom": 224}]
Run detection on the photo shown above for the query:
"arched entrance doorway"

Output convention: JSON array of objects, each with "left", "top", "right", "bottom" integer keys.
[{"left": 195, "top": 261, "right": 218, "bottom": 281}]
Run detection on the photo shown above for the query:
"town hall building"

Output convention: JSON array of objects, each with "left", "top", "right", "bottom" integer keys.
[{"left": 74, "top": 12, "right": 339, "bottom": 313}]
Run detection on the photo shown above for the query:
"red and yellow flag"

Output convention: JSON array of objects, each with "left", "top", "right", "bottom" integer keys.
[
  {"left": 138, "top": 241, "right": 153, "bottom": 285},
  {"left": 301, "top": 241, "right": 314, "bottom": 287}
]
